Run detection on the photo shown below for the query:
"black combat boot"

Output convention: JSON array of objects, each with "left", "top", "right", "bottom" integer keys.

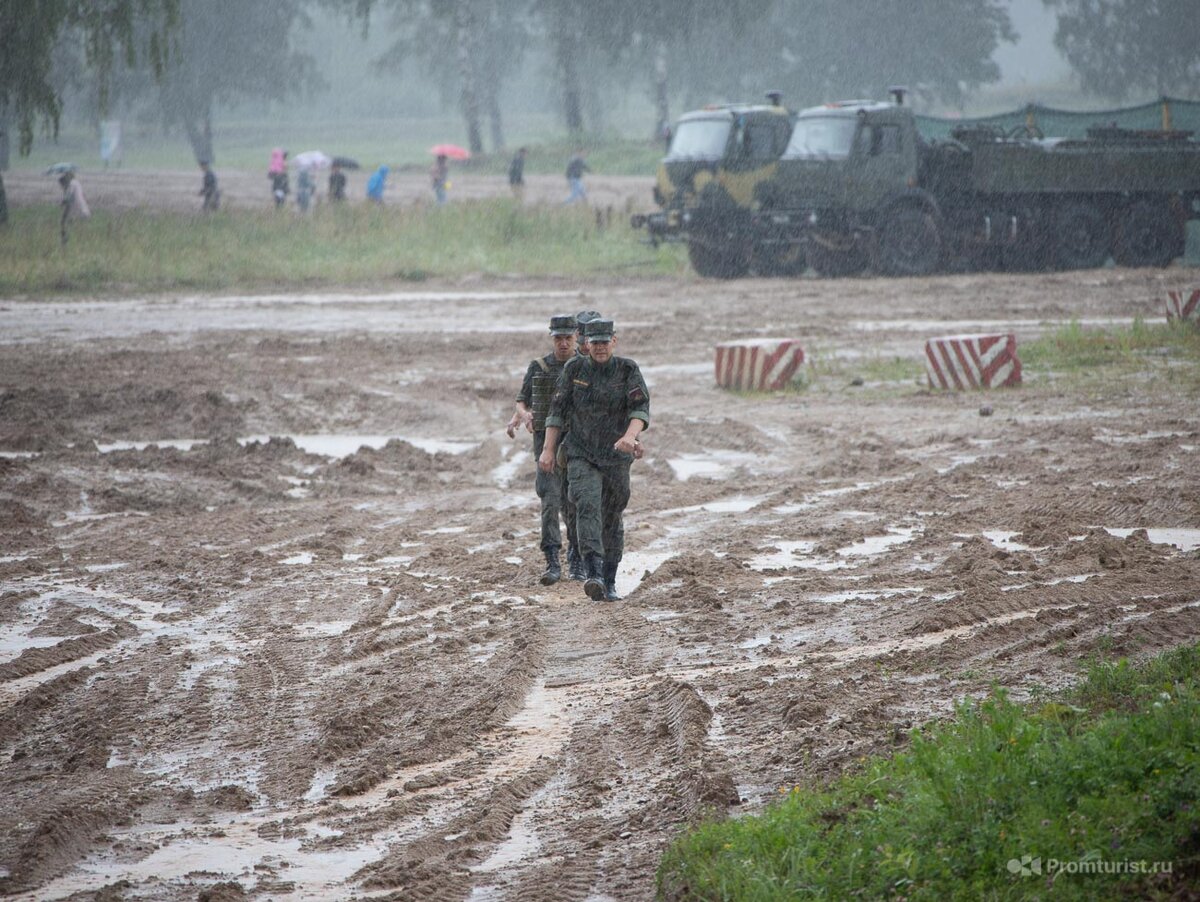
[
  {"left": 602, "top": 560, "right": 621, "bottom": 601},
  {"left": 567, "top": 547, "right": 585, "bottom": 581},
  {"left": 583, "top": 553, "right": 606, "bottom": 601},
  {"left": 539, "top": 546, "right": 561, "bottom": 586}
]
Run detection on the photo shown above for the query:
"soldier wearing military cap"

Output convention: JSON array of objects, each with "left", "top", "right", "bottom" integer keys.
[
  {"left": 508, "top": 314, "right": 580, "bottom": 585},
  {"left": 540, "top": 318, "right": 649, "bottom": 602},
  {"left": 574, "top": 309, "right": 602, "bottom": 358}
]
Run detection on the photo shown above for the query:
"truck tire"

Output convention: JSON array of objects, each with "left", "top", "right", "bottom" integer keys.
[
  {"left": 806, "top": 236, "right": 867, "bottom": 277},
  {"left": 877, "top": 206, "right": 941, "bottom": 276},
  {"left": 688, "top": 240, "right": 750, "bottom": 279},
  {"left": 1054, "top": 201, "right": 1110, "bottom": 270},
  {"left": 753, "top": 241, "right": 807, "bottom": 277},
  {"left": 1114, "top": 200, "right": 1181, "bottom": 268}
]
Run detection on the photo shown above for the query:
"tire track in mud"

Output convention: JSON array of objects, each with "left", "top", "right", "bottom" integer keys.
[{"left": 355, "top": 587, "right": 737, "bottom": 901}]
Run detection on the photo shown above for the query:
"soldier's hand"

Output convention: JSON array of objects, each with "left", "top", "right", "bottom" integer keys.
[
  {"left": 505, "top": 417, "right": 519, "bottom": 439},
  {"left": 537, "top": 448, "right": 556, "bottom": 473},
  {"left": 522, "top": 411, "right": 534, "bottom": 433},
  {"left": 633, "top": 438, "right": 644, "bottom": 460},
  {"left": 614, "top": 435, "right": 638, "bottom": 455}
]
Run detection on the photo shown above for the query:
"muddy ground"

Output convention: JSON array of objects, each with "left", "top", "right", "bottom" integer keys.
[{"left": 1, "top": 263, "right": 1199, "bottom": 901}]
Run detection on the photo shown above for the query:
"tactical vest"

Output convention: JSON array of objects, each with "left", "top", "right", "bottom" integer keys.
[{"left": 531, "top": 356, "right": 563, "bottom": 431}]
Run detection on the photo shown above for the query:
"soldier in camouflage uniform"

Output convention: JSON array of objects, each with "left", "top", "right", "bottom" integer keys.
[
  {"left": 508, "top": 314, "right": 579, "bottom": 584},
  {"left": 572, "top": 309, "right": 644, "bottom": 575},
  {"left": 575, "top": 309, "right": 602, "bottom": 357},
  {"left": 540, "top": 318, "right": 649, "bottom": 602}
]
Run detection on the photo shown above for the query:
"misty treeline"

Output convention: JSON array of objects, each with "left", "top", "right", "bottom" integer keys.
[{"left": 2, "top": 0, "right": 1200, "bottom": 176}]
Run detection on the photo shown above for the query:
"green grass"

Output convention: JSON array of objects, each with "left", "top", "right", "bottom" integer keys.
[
  {"left": 1022, "top": 318, "right": 1200, "bottom": 379},
  {"left": 0, "top": 201, "right": 685, "bottom": 294},
  {"left": 658, "top": 644, "right": 1200, "bottom": 901}
]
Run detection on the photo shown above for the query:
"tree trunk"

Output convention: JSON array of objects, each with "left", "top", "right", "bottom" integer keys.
[
  {"left": 455, "top": 2, "right": 484, "bottom": 155},
  {"left": 0, "top": 102, "right": 10, "bottom": 172},
  {"left": 552, "top": 6, "right": 584, "bottom": 134},
  {"left": 486, "top": 83, "right": 505, "bottom": 153},
  {"left": 653, "top": 40, "right": 670, "bottom": 142},
  {"left": 0, "top": 172, "right": 8, "bottom": 227},
  {"left": 183, "top": 103, "right": 214, "bottom": 165}
]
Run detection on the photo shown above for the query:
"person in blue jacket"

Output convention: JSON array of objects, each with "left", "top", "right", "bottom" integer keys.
[{"left": 366, "top": 165, "right": 389, "bottom": 204}]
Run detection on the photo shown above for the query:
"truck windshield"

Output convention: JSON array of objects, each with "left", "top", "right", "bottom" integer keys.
[
  {"left": 667, "top": 119, "right": 731, "bottom": 160},
  {"left": 783, "top": 116, "right": 858, "bottom": 159}
]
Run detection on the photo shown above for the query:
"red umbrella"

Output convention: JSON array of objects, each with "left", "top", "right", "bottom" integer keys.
[{"left": 430, "top": 144, "right": 471, "bottom": 160}]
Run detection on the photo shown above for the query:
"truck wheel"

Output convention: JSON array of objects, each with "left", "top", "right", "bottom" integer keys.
[
  {"left": 806, "top": 237, "right": 866, "bottom": 277},
  {"left": 1055, "top": 201, "right": 1110, "bottom": 269},
  {"left": 1114, "top": 200, "right": 1181, "bottom": 268},
  {"left": 688, "top": 240, "right": 750, "bottom": 279},
  {"left": 877, "top": 207, "right": 941, "bottom": 276},
  {"left": 753, "top": 241, "right": 807, "bottom": 277}
]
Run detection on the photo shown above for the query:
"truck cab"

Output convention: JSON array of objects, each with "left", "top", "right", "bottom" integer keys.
[
  {"left": 757, "top": 101, "right": 935, "bottom": 274},
  {"left": 631, "top": 100, "right": 794, "bottom": 277}
]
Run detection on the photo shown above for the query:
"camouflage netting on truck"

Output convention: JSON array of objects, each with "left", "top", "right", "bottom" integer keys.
[{"left": 916, "top": 97, "right": 1200, "bottom": 141}]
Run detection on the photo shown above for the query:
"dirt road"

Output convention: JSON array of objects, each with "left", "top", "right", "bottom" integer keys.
[
  {"left": 2, "top": 167, "right": 651, "bottom": 214},
  {"left": 1, "top": 267, "right": 1198, "bottom": 900}
]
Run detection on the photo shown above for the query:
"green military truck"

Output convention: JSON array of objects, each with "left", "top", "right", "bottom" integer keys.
[
  {"left": 753, "top": 93, "right": 1200, "bottom": 276},
  {"left": 630, "top": 97, "right": 795, "bottom": 277}
]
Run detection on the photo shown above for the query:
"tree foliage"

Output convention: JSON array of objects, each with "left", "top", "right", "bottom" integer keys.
[
  {"left": 761, "top": 0, "right": 1015, "bottom": 108},
  {"left": 155, "top": 0, "right": 321, "bottom": 163},
  {"left": 1044, "top": 0, "right": 1200, "bottom": 99},
  {"left": 0, "top": 0, "right": 177, "bottom": 155}
]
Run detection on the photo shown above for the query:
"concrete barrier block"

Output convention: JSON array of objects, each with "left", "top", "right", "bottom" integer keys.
[
  {"left": 714, "top": 338, "right": 805, "bottom": 391},
  {"left": 1166, "top": 289, "right": 1200, "bottom": 325},
  {"left": 925, "top": 333, "right": 1021, "bottom": 390}
]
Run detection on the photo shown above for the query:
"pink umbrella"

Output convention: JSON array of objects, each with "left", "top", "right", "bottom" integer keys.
[{"left": 430, "top": 144, "right": 471, "bottom": 160}]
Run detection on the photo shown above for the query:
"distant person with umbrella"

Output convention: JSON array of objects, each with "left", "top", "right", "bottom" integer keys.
[
  {"left": 199, "top": 160, "right": 220, "bottom": 212},
  {"left": 366, "top": 165, "right": 389, "bottom": 204},
  {"left": 53, "top": 166, "right": 89, "bottom": 245},
  {"left": 509, "top": 147, "right": 527, "bottom": 204},
  {"left": 429, "top": 144, "right": 469, "bottom": 204},
  {"left": 268, "top": 148, "right": 289, "bottom": 209},
  {"left": 328, "top": 160, "right": 347, "bottom": 202},
  {"left": 296, "top": 167, "right": 315, "bottom": 212},
  {"left": 430, "top": 154, "right": 449, "bottom": 204}
]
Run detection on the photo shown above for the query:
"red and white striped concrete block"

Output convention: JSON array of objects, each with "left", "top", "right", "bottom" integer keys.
[
  {"left": 1166, "top": 289, "right": 1200, "bottom": 324},
  {"left": 925, "top": 333, "right": 1022, "bottom": 390},
  {"left": 714, "top": 338, "right": 805, "bottom": 391}
]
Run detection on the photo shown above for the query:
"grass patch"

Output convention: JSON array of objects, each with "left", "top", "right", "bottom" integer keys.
[
  {"left": 0, "top": 201, "right": 685, "bottom": 294},
  {"left": 1022, "top": 318, "right": 1200, "bottom": 375},
  {"left": 801, "top": 347, "right": 926, "bottom": 399},
  {"left": 658, "top": 644, "right": 1200, "bottom": 900}
]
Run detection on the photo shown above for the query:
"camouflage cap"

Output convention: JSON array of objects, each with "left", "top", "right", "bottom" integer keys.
[
  {"left": 584, "top": 318, "right": 614, "bottom": 342},
  {"left": 575, "top": 309, "right": 603, "bottom": 334},
  {"left": 549, "top": 314, "right": 577, "bottom": 336}
]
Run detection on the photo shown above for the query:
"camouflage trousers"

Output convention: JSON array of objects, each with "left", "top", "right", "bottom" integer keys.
[
  {"left": 534, "top": 431, "right": 576, "bottom": 553},
  {"left": 567, "top": 455, "right": 630, "bottom": 563}
]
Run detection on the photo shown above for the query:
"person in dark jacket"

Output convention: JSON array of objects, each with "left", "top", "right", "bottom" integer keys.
[
  {"left": 509, "top": 147, "right": 527, "bottom": 204},
  {"left": 540, "top": 318, "right": 649, "bottom": 601},
  {"left": 199, "top": 160, "right": 220, "bottom": 212},
  {"left": 508, "top": 314, "right": 579, "bottom": 585},
  {"left": 564, "top": 149, "right": 589, "bottom": 204},
  {"left": 328, "top": 161, "right": 347, "bottom": 202}
]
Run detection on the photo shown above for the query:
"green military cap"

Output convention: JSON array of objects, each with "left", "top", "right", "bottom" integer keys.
[
  {"left": 549, "top": 314, "right": 577, "bottom": 335},
  {"left": 575, "top": 309, "right": 603, "bottom": 334},
  {"left": 584, "top": 318, "right": 614, "bottom": 342}
]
